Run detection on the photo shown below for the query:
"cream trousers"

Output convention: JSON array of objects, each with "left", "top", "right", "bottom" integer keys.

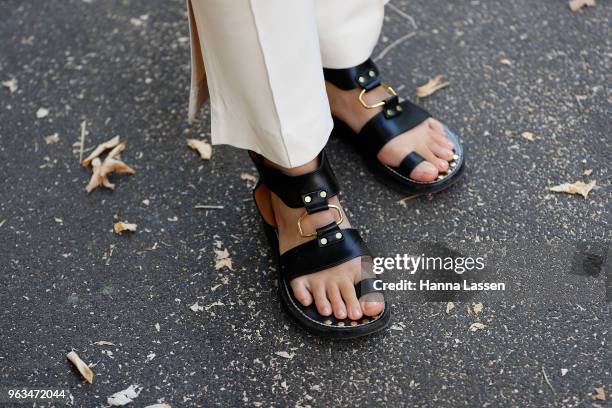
[{"left": 187, "top": 0, "right": 387, "bottom": 168}]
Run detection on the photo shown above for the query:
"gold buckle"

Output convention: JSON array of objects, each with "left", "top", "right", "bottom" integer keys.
[
  {"left": 297, "top": 205, "right": 344, "bottom": 238},
  {"left": 358, "top": 83, "right": 397, "bottom": 109}
]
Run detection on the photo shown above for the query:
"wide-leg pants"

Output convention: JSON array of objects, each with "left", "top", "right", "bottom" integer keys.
[{"left": 187, "top": 0, "right": 387, "bottom": 168}]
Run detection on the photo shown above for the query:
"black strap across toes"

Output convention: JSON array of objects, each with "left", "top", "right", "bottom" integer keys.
[
  {"left": 250, "top": 151, "right": 391, "bottom": 338},
  {"left": 324, "top": 58, "right": 465, "bottom": 196}
]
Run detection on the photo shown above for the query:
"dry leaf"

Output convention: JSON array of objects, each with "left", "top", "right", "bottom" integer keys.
[
  {"left": 2, "top": 78, "right": 18, "bottom": 93},
  {"left": 81, "top": 135, "right": 120, "bottom": 167},
  {"left": 569, "top": 0, "right": 595, "bottom": 12},
  {"left": 189, "top": 302, "right": 204, "bottom": 312},
  {"left": 114, "top": 221, "right": 137, "bottom": 234},
  {"left": 144, "top": 404, "right": 172, "bottom": 408},
  {"left": 390, "top": 324, "right": 404, "bottom": 331},
  {"left": 214, "top": 248, "right": 234, "bottom": 271},
  {"left": 521, "top": 132, "right": 535, "bottom": 141},
  {"left": 86, "top": 158, "right": 104, "bottom": 192},
  {"left": 469, "top": 322, "right": 487, "bottom": 332},
  {"left": 66, "top": 351, "right": 94, "bottom": 384},
  {"left": 561, "top": 368, "right": 568, "bottom": 376},
  {"left": 93, "top": 341, "right": 115, "bottom": 346},
  {"left": 275, "top": 351, "right": 295, "bottom": 359},
  {"left": 472, "top": 303, "right": 484, "bottom": 315},
  {"left": 155, "top": 323, "right": 160, "bottom": 332},
  {"left": 240, "top": 172, "right": 257, "bottom": 183},
  {"left": 446, "top": 302, "right": 455, "bottom": 314},
  {"left": 205, "top": 301, "right": 225, "bottom": 311},
  {"left": 549, "top": 180, "right": 596, "bottom": 198},
  {"left": 500, "top": 59, "right": 512, "bottom": 65},
  {"left": 86, "top": 156, "right": 135, "bottom": 193},
  {"left": 36, "top": 108, "right": 49, "bottom": 118},
  {"left": 101, "top": 158, "right": 135, "bottom": 176},
  {"left": 187, "top": 138, "right": 212, "bottom": 160},
  {"left": 107, "top": 385, "right": 143, "bottom": 406},
  {"left": 44, "top": 133, "right": 60, "bottom": 144},
  {"left": 416, "top": 75, "right": 450, "bottom": 98},
  {"left": 583, "top": 169, "right": 593, "bottom": 176},
  {"left": 592, "top": 387, "right": 606, "bottom": 401}
]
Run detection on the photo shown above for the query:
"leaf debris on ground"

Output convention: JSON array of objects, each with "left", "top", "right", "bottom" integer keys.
[
  {"left": 240, "top": 172, "right": 258, "bottom": 183},
  {"left": 44, "top": 133, "right": 60, "bottom": 144},
  {"left": 114, "top": 221, "right": 137, "bottom": 235},
  {"left": 2, "top": 78, "right": 17, "bottom": 93},
  {"left": 214, "top": 248, "right": 234, "bottom": 271},
  {"left": 195, "top": 204, "right": 224, "bottom": 210},
  {"left": 549, "top": 180, "right": 596, "bottom": 198},
  {"left": 81, "top": 135, "right": 120, "bottom": 167},
  {"left": 93, "top": 341, "right": 115, "bottom": 346},
  {"left": 592, "top": 387, "right": 606, "bottom": 401},
  {"left": 472, "top": 303, "right": 484, "bottom": 315},
  {"left": 66, "top": 350, "right": 94, "bottom": 384},
  {"left": 107, "top": 385, "right": 143, "bottom": 406},
  {"left": 521, "top": 132, "right": 535, "bottom": 141},
  {"left": 416, "top": 75, "right": 450, "bottom": 98},
  {"left": 78, "top": 120, "right": 87, "bottom": 163},
  {"left": 83, "top": 136, "right": 135, "bottom": 193},
  {"left": 187, "top": 138, "right": 212, "bottom": 160},
  {"left": 446, "top": 302, "right": 455, "bottom": 314},
  {"left": 569, "top": 0, "right": 595, "bottom": 12},
  {"left": 469, "top": 322, "right": 487, "bottom": 332},
  {"left": 274, "top": 351, "right": 295, "bottom": 359},
  {"left": 36, "top": 107, "right": 49, "bottom": 118},
  {"left": 189, "top": 302, "right": 204, "bottom": 312}
]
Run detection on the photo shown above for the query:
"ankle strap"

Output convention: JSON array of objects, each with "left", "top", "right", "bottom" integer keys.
[
  {"left": 323, "top": 59, "right": 381, "bottom": 91},
  {"left": 250, "top": 151, "right": 340, "bottom": 211}
]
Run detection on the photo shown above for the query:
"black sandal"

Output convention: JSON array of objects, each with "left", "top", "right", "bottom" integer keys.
[
  {"left": 250, "top": 151, "right": 391, "bottom": 339},
  {"left": 324, "top": 58, "right": 465, "bottom": 196}
]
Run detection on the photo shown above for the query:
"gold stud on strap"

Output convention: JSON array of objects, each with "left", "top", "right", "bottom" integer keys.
[
  {"left": 358, "top": 83, "right": 397, "bottom": 109},
  {"left": 297, "top": 205, "right": 344, "bottom": 238}
]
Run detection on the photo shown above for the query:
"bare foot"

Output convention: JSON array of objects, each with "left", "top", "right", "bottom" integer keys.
[
  {"left": 326, "top": 82, "right": 455, "bottom": 182},
  {"left": 266, "top": 158, "right": 384, "bottom": 320}
]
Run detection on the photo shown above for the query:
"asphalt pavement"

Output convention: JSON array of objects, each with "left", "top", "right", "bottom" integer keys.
[{"left": 0, "top": 0, "right": 610, "bottom": 406}]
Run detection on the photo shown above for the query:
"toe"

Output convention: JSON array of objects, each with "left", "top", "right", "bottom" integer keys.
[
  {"left": 340, "top": 280, "right": 363, "bottom": 320},
  {"left": 430, "top": 141, "right": 454, "bottom": 162},
  {"left": 312, "top": 283, "right": 332, "bottom": 317},
  {"left": 360, "top": 293, "right": 385, "bottom": 317},
  {"left": 429, "top": 119, "right": 454, "bottom": 149},
  {"left": 290, "top": 278, "right": 313, "bottom": 307},
  {"left": 427, "top": 118, "right": 445, "bottom": 135},
  {"left": 327, "top": 285, "right": 347, "bottom": 320},
  {"left": 410, "top": 161, "right": 438, "bottom": 182}
]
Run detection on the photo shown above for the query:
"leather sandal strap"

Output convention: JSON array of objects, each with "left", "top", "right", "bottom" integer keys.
[
  {"left": 355, "top": 277, "right": 383, "bottom": 299},
  {"left": 359, "top": 100, "right": 431, "bottom": 154},
  {"left": 280, "top": 228, "right": 371, "bottom": 281},
  {"left": 397, "top": 152, "right": 426, "bottom": 177},
  {"left": 323, "top": 59, "right": 381, "bottom": 91},
  {"left": 250, "top": 150, "right": 340, "bottom": 210}
]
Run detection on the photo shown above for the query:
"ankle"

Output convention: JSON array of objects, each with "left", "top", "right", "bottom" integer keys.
[{"left": 263, "top": 156, "right": 319, "bottom": 177}]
